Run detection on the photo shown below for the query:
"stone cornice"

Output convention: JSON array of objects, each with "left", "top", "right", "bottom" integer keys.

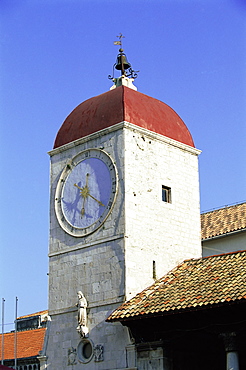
[
  {"left": 49, "top": 233, "right": 124, "bottom": 257},
  {"left": 48, "top": 121, "right": 201, "bottom": 157}
]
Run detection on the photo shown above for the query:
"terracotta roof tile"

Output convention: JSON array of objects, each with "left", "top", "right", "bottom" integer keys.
[
  {"left": 201, "top": 202, "right": 246, "bottom": 240},
  {"left": 0, "top": 328, "right": 46, "bottom": 360},
  {"left": 17, "top": 310, "right": 48, "bottom": 320},
  {"left": 107, "top": 250, "right": 246, "bottom": 322}
]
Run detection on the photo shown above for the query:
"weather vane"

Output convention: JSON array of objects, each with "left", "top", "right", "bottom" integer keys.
[
  {"left": 109, "top": 34, "right": 138, "bottom": 80},
  {"left": 114, "top": 33, "right": 125, "bottom": 47}
]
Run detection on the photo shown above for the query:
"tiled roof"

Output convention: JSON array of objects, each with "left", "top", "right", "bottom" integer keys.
[
  {"left": 0, "top": 328, "right": 46, "bottom": 360},
  {"left": 17, "top": 310, "right": 48, "bottom": 319},
  {"left": 201, "top": 202, "right": 246, "bottom": 240},
  {"left": 107, "top": 250, "right": 246, "bottom": 322}
]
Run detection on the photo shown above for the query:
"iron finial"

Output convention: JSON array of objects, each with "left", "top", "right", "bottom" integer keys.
[{"left": 109, "top": 34, "right": 139, "bottom": 80}]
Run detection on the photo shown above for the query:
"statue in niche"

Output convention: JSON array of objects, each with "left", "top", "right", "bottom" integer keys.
[{"left": 76, "top": 291, "right": 89, "bottom": 337}]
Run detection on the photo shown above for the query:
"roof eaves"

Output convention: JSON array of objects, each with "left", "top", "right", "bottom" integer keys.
[
  {"left": 202, "top": 227, "right": 246, "bottom": 241},
  {"left": 108, "top": 298, "right": 246, "bottom": 323}
]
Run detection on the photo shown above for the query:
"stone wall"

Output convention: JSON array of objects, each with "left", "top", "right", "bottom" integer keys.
[{"left": 123, "top": 125, "right": 201, "bottom": 299}]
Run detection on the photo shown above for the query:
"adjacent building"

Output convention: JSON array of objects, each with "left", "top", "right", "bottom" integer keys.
[
  {"left": 107, "top": 250, "right": 246, "bottom": 369},
  {"left": 0, "top": 311, "right": 49, "bottom": 370},
  {"left": 202, "top": 202, "right": 246, "bottom": 257}
]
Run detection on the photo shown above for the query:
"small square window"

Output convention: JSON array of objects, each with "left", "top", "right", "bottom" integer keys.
[{"left": 162, "top": 185, "right": 171, "bottom": 203}]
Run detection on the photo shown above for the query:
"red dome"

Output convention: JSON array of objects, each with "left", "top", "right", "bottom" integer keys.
[{"left": 54, "top": 86, "right": 194, "bottom": 148}]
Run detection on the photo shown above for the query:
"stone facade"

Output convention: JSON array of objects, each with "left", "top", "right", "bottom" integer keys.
[{"left": 45, "top": 121, "right": 201, "bottom": 369}]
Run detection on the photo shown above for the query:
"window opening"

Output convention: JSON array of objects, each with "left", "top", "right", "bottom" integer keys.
[
  {"left": 153, "top": 260, "right": 156, "bottom": 280},
  {"left": 162, "top": 185, "right": 171, "bottom": 203}
]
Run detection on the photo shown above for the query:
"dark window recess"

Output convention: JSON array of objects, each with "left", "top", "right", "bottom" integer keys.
[
  {"left": 83, "top": 342, "right": 93, "bottom": 359},
  {"left": 162, "top": 185, "right": 171, "bottom": 203}
]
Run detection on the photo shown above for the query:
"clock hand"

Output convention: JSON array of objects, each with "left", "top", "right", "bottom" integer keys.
[
  {"left": 74, "top": 184, "right": 86, "bottom": 215},
  {"left": 74, "top": 183, "right": 83, "bottom": 191},
  {"left": 74, "top": 184, "right": 84, "bottom": 190},
  {"left": 74, "top": 174, "right": 104, "bottom": 212},
  {"left": 74, "top": 183, "right": 105, "bottom": 206},
  {"left": 85, "top": 173, "right": 89, "bottom": 187},
  {"left": 74, "top": 174, "right": 90, "bottom": 216},
  {"left": 87, "top": 193, "right": 105, "bottom": 207},
  {"left": 74, "top": 174, "right": 89, "bottom": 192},
  {"left": 84, "top": 173, "right": 105, "bottom": 206},
  {"left": 81, "top": 197, "right": 86, "bottom": 216}
]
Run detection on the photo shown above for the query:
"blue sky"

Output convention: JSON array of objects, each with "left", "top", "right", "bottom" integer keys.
[{"left": 0, "top": 0, "right": 245, "bottom": 331}]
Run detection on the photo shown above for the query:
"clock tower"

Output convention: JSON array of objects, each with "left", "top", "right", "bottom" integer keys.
[{"left": 45, "top": 49, "right": 201, "bottom": 369}]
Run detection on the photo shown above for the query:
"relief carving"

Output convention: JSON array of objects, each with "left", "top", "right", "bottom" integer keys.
[
  {"left": 94, "top": 344, "right": 104, "bottom": 362},
  {"left": 68, "top": 347, "right": 77, "bottom": 365}
]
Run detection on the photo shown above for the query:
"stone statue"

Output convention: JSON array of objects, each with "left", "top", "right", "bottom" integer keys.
[{"left": 76, "top": 291, "right": 88, "bottom": 337}]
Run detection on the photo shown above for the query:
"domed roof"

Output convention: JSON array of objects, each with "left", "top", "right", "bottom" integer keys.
[{"left": 54, "top": 86, "right": 194, "bottom": 148}]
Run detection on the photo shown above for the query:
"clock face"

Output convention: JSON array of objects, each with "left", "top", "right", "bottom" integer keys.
[{"left": 55, "top": 149, "right": 118, "bottom": 237}]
